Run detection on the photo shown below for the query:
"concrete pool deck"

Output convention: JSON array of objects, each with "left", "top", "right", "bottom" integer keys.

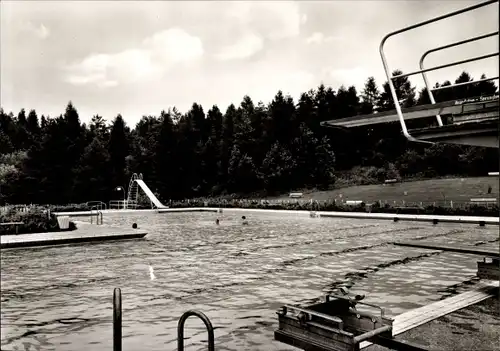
[
  {"left": 0, "top": 221, "right": 148, "bottom": 249},
  {"left": 54, "top": 207, "right": 500, "bottom": 225}
]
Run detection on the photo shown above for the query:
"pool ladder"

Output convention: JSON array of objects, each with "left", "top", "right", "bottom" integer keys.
[{"left": 113, "top": 288, "right": 215, "bottom": 351}]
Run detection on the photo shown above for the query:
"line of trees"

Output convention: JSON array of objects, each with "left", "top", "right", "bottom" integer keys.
[{"left": 0, "top": 70, "right": 498, "bottom": 205}]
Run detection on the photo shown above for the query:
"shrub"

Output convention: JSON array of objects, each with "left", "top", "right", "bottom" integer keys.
[
  {"left": 0, "top": 207, "right": 78, "bottom": 235},
  {"left": 48, "top": 203, "right": 92, "bottom": 212}
]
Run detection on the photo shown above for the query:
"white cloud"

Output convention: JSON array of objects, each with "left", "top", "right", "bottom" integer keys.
[
  {"left": 63, "top": 28, "right": 203, "bottom": 88},
  {"left": 3, "top": 0, "right": 498, "bottom": 127},
  {"left": 328, "top": 67, "right": 370, "bottom": 91},
  {"left": 225, "top": 1, "right": 304, "bottom": 40},
  {"left": 21, "top": 21, "right": 50, "bottom": 39},
  {"left": 305, "top": 32, "right": 340, "bottom": 45},
  {"left": 143, "top": 28, "right": 204, "bottom": 64},
  {"left": 215, "top": 32, "right": 264, "bottom": 61}
]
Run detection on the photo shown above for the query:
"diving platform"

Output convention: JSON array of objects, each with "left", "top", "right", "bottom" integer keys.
[
  {"left": 321, "top": 95, "right": 498, "bottom": 129},
  {"left": 321, "top": 95, "right": 499, "bottom": 148},
  {"left": 321, "top": 0, "right": 499, "bottom": 149}
]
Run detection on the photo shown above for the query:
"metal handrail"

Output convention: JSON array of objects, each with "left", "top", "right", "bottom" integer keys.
[
  {"left": 379, "top": 0, "right": 499, "bottom": 143},
  {"left": 394, "top": 52, "right": 499, "bottom": 79},
  {"left": 90, "top": 207, "right": 96, "bottom": 224},
  {"left": 109, "top": 200, "right": 126, "bottom": 210},
  {"left": 177, "top": 310, "right": 215, "bottom": 351},
  {"left": 419, "top": 31, "right": 499, "bottom": 126},
  {"left": 86, "top": 201, "right": 107, "bottom": 210},
  {"left": 110, "top": 290, "right": 216, "bottom": 351},
  {"left": 113, "top": 288, "right": 122, "bottom": 351},
  {"left": 90, "top": 206, "right": 103, "bottom": 225}
]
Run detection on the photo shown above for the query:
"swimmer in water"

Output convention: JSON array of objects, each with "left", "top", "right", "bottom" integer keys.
[
  {"left": 215, "top": 218, "right": 220, "bottom": 225},
  {"left": 241, "top": 216, "right": 249, "bottom": 225}
]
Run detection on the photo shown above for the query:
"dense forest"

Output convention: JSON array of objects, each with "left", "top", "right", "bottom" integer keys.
[{"left": 0, "top": 70, "right": 498, "bottom": 205}]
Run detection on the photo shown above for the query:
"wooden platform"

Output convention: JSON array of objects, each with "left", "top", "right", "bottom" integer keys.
[
  {"left": 360, "top": 281, "right": 499, "bottom": 349},
  {"left": 394, "top": 241, "right": 500, "bottom": 258},
  {"left": 0, "top": 221, "right": 148, "bottom": 249}
]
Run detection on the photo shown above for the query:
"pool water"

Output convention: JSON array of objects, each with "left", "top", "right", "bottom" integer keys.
[{"left": 1, "top": 211, "right": 497, "bottom": 351}]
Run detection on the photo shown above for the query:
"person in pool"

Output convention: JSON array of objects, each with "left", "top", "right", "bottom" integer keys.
[
  {"left": 241, "top": 216, "right": 249, "bottom": 225},
  {"left": 215, "top": 218, "right": 220, "bottom": 225}
]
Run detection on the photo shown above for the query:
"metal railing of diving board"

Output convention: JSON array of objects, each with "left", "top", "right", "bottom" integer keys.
[
  {"left": 379, "top": 0, "right": 499, "bottom": 143},
  {"left": 419, "top": 31, "right": 499, "bottom": 125}
]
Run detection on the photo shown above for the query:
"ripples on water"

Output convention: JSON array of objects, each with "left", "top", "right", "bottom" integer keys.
[{"left": 1, "top": 211, "right": 498, "bottom": 350}]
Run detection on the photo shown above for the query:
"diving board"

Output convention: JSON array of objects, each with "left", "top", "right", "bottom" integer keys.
[
  {"left": 321, "top": 95, "right": 499, "bottom": 148},
  {"left": 360, "top": 281, "right": 499, "bottom": 349},
  {"left": 321, "top": 95, "right": 500, "bottom": 148},
  {"left": 321, "top": 0, "right": 499, "bottom": 148},
  {"left": 320, "top": 95, "right": 498, "bottom": 129},
  {"left": 377, "top": 0, "right": 499, "bottom": 147}
]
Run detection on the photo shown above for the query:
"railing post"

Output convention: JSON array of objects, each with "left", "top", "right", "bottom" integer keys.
[
  {"left": 177, "top": 310, "right": 215, "bottom": 351},
  {"left": 113, "top": 288, "right": 122, "bottom": 351}
]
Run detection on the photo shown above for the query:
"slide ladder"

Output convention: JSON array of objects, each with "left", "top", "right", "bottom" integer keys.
[{"left": 126, "top": 174, "right": 140, "bottom": 209}]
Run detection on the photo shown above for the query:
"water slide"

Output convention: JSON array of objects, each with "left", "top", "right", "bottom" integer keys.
[{"left": 135, "top": 179, "right": 168, "bottom": 209}]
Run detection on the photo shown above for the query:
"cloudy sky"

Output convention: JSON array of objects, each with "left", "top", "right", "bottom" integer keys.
[{"left": 1, "top": 0, "right": 498, "bottom": 126}]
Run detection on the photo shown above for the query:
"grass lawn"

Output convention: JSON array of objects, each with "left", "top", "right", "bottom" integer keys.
[{"left": 270, "top": 177, "right": 499, "bottom": 205}]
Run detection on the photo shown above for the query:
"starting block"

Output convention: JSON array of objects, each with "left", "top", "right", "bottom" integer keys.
[{"left": 275, "top": 288, "right": 428, "bottom": 351}]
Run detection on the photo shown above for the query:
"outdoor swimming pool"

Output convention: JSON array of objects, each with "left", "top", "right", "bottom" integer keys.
[{"left": 1, "top": 211, "right": 498, "bottom": 351}]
